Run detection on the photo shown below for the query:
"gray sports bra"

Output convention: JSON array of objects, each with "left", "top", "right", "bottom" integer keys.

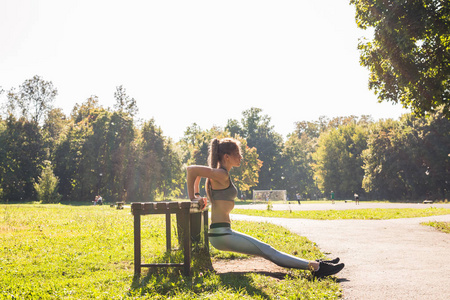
[{"left": 210, "top": 168, "right": 238, "bottom": 201}]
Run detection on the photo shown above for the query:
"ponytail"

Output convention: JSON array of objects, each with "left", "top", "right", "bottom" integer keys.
[
  {"left": 206, "top": 138, "right": 219, "bottom": 200},
  {"left": 208, "top": 138, "right": 220, "bottom": 168}
]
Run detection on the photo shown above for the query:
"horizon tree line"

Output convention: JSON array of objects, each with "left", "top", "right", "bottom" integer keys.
[{"left": 0, "top": 76, "right": 448, "bottom": 203}]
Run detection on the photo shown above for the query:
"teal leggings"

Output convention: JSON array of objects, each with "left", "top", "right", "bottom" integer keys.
[{"left": 208, "top": 223, "right": 309, "bottom": 270}]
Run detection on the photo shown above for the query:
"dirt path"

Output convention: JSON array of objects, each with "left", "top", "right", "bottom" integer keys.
[{"left": 228, "top": 203, "right": 450, "bottom": 300}]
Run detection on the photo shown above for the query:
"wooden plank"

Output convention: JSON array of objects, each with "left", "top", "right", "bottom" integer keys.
[
  {"left": 168, "top": 202, "right": 180, "bottom": 210},
  {"left": 133, "top": 214, "right": 141, "bottom": 276},
  {"left": 155, "top": 202, "right": 167, "bottom": 210},
  {"left": 132, "top": 201, "right": 204, "bottom": 215},
  {"left": 180, "top": 202, "right": 191, "bottom": 209}
]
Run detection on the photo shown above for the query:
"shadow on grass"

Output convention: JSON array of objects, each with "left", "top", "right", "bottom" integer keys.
[
  {"left": 217, "top": 270, "right": 294, "bottom": 281},
  {"left": 128, "top": 248, "right": 296, "bottom": 299},
  {"left": 130, "top": 269, "right": 274, "bottom": 299}
]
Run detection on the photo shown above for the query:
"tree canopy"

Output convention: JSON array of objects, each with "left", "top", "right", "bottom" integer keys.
[
  {"left": 7, "top": 75, "right": 58, "bottom": 124},
  {"left": 351, "top": 0, "right": 450, "bottom": 118}
]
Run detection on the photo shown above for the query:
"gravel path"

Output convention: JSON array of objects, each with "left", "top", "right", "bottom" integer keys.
[{"left": 230, "top": 203, "right": 450, "bottom": 300}]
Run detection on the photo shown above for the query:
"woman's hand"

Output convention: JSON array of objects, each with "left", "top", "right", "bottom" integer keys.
[{"left": 192, "top": 196, "right": 208, "bottom": 210}]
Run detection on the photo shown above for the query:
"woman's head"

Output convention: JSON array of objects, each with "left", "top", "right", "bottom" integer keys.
[{"left": 208, "top": 138, "right": 241, "bottom": 168}]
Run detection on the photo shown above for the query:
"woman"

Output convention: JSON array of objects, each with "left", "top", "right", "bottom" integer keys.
[{"left": 187, "top": 137, "right": 344, "bottom": 278}]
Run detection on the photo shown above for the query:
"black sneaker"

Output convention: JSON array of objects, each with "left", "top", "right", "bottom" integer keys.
[
  {"left": 312, "top": 261, "right": 345, "bottom": 278},
  {"left": 316, "top": 257, "right": 340, "bottom": 264}
]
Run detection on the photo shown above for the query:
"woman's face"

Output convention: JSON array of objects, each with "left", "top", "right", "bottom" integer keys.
[{"left": 229, "top": 150, "right": 243, "bottom": 167}]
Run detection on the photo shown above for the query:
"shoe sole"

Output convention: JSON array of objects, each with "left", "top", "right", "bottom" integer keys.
[{"left": 313, "top": 263, "right": 345, "bottom": 278}]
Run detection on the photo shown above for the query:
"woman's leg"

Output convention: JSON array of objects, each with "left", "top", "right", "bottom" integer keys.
[{"left": 209, "top": 226, "right": 310, "bottom": 270}]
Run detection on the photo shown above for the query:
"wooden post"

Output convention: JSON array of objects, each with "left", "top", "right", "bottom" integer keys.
[
  {"left": 203, "top": 209, "right": 209, "bottom": 252},
  {"left": 190, "top": 212, "right": 202, "bottom": 243},
  {"left": 175, "top": 212, "right": 186, "bottom": 249},
  {"left": 134, "top": 213, "right": 141, "bottom": 276},
  {"left": 181, "top": 209, "right": 191, "bottom": 276},
  {"left": 165, "top": 213, "right": 171, "bottom": 252}
]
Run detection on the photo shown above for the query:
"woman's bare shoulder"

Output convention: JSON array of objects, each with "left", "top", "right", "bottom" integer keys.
[{"left": 187, "top": 165, "right": 228, "bottom": 181}]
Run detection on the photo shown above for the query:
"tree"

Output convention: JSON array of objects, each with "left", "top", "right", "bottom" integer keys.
[
  {"left": 231, "top": 107, "right": 283, "bottom": 190},
  {"left": 225, "top": 118, "right": 244, "bottom": 137},
  {"left": 0, "top": 86, "right": 5, "bottom": 118},
  {"left": 279, "top": 134, "right": 318, "bottom": 199},
  {"left": 104, "top": 111, "right": 136, "bottom": 202},
  {"left": 53, "top": 122, "right": 87, "bottom": 200},
  {"left": 362, "top": 110, "right": 450, "bottom": 200},
  {"left": 7, "top": 75, "right": 58, "bottom": 124},
  {"left": 114, "top": 85, "right": 138, "bottom": 118},
  {"left": 362, "top": 119, "right": 413, "bottom": 200},
  {"left": 132, "top": 119, "right": 167, "bottom": 201},
  {"left": 0, "top": 116, "right": 45, "bottom": 201},
  {"left": 313, "top": 123, "right": 368, "bottom": 199},
  {"left": 34, "top": 160, "right": 62, "bottom": 203},
  {"left": 55, "top": 100, "right": 108, "bottom": 202},
  {"left": 42, "top": 108, "right": 69, "bottom": 159},
  {"left": 419, "top": 107, "right": 450, "bottom": 199},
  {"left": 71, "top": 95, "right": 102, "bottom": 123},
  {"left": 158, "top": 138, "right": 184, "bottom": 199},
  {"left": 229, "top": 137, "right": 262, "bottom": 198},
  {"left": 351, "top": 0, "right": 450, "bottom": 117},
  {"left": 0, "top": 118, "right": 6, "bottom": 201}
]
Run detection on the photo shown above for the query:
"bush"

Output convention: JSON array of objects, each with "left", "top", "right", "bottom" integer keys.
[{"left": 33, "top": 160, "right": 62, "bottom": 203}]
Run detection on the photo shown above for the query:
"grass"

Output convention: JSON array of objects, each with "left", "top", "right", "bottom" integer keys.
[
  {"left": 421, "top": 221, "right": 450, "bottom": 234},
  {"left": 231, "top": 207, "right": 450, "bottom": 220},
  {"left": 0, "top": 204, "right": 341, "bottom": 299}
]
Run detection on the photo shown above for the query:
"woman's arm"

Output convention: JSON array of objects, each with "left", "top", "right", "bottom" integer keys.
[
  {"left": 186, "top": 165, "right": 228, "bottom": 200},
  {"left": 193, "top": 176, "right": 201, "bottom": 195}
]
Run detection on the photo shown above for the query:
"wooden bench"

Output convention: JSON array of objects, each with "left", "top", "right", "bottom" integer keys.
[
  {"left": 131, "top": 201, "right": 208, "bottom": 276},
  {"left": 116, "top": 202, "right": 124, "bottom": 209}
]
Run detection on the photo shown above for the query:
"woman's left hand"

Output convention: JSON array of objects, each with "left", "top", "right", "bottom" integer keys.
[{"left": 193, "top": 196, "right": 208, "bottom": 210}]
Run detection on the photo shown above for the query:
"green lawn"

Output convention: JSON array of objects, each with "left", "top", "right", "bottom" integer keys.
[
  {"left": 0, "top": 204, "right": 341, "bottom": 299},
  {"left": 421, "top": 221, "right": 450, "bottom": 234},
  {"left": 232, "top": 207, "right": 450, "bottom": 220}
]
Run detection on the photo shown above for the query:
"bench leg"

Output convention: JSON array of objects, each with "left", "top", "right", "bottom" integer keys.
[
  {"left": 134, "top": 214, "right": 141, "bottom": 276},
  {"left": 203, "top": 210, "right": 209, "bottom": 251},
  {"left": 165, "top": 213, "right": 171, "bottom": 252},
  {"left": 190, "top": 212, "right": 202, "bottom": 243},
  {"left": 181, "top": 211, "right": 191, "bottom": 276}
]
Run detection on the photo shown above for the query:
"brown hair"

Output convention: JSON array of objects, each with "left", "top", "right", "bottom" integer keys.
[
  {"left": 208, "top": 138, "right": 241, "bottom": 168},
  {"left": 206, "top": 138, "right": 241, "bottom": 199}
]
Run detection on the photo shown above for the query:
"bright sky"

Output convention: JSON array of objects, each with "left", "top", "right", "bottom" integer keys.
[{"left": 0, "top": 0, "right": 408, "bottom": 141}]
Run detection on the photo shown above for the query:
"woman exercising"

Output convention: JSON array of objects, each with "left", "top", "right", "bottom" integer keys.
[{"left": 186, "top": 137, "right": 344, "bottom": 278}]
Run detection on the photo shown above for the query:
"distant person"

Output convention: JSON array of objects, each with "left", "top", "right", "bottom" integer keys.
[
  {"left": 354, "top": 193, "right": 359, "bottom": 205},
  {"left": 331, "top": 191, "right": 335, "bottom": 204},
  {"left": 97, "top": 196, "right": 103, "bottom": 205},
  {"left": 296, "top": 193, "right": 301, "bottom": 205},
  {"left": 186, "top": 138, "right": 344, "bottom": 278}
]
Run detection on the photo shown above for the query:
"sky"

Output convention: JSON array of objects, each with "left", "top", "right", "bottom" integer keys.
[{"left": 0, "top": 0, "right": 409, "bottom": 141}]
